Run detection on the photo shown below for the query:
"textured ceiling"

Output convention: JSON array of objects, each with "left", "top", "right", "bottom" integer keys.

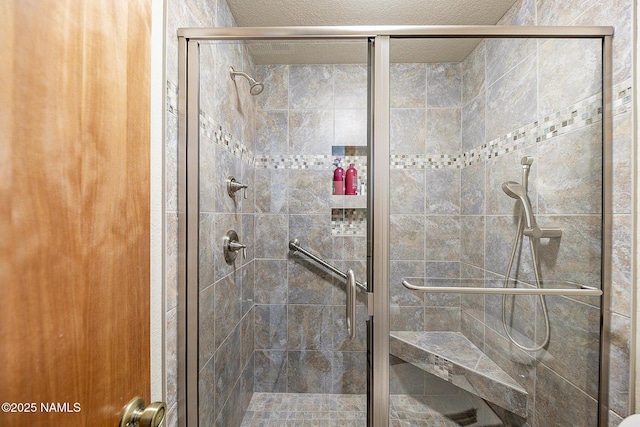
[{"left": 226, "top": 0, "right": 518, "bottom": 64}]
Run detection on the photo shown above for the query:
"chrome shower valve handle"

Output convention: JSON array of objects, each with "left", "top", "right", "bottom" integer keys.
[
  {"left": 227, "top": 176, "right": 248, "bottom": 199},
  {"left": 223, "top": 230, "right": 247, "bottom": 264}
]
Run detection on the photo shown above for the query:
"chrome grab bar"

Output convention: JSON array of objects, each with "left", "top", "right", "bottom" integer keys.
[
  {"left": 346, "top": 269, "right": 356, "bottom": 340},
  {"left": 402, "top": 279, "right": 602, "bottom": 296},
  {"left": 288, "top": 239, "right": 367, "bottom": 292}
]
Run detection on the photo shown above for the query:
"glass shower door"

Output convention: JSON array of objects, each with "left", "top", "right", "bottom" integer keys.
[
  {"left": 383, "top": 35, "right": 606, "bottom": 426},
  {"left": 185, "top": 36, "right": 372, "bottom": 426}
]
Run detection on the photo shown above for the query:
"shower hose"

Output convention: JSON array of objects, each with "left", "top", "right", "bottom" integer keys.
[{"left": 502, "top": 209, "right": 550, "bottom": 352}]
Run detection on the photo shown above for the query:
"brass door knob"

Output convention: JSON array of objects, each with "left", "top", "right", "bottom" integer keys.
[{"left": 120, "top": 397, "right": 166, "bottom": 427}]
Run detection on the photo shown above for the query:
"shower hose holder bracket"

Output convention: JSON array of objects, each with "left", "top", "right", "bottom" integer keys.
[{"left": 523, "top": 226, "right": 562, "bottom": 239}]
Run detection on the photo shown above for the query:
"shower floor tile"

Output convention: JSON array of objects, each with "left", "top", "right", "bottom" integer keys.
[{"left": 240, "top": 393, "right": 503, "bottom": 426}]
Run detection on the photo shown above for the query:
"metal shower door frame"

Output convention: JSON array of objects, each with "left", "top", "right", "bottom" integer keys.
[{"left": 177, "top": 25, "right": 614, "bottom": 427}]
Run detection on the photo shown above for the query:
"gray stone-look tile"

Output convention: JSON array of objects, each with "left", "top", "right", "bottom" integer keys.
[
  {"left": 289, "top": 214, "right": 333, "bottom": 260},
  {"left": 288, "top": 170, "right": 332, "bottom": 214},
  {"left": 335, "top": 109, "right": 367, "bottom": 146},
  {"left": 541, "top": 296, "right": 600, "bottom": 398},
  {"left": 256, "top": 110, "right": 288, "bottom": 155},
  {"left": 166, "top": 308, "right": 178, "bottom": 409},
  {"left": 538, "top": 38, "right": 602, "bottom": 118},
  {"left": 534, "top": 363, "right": 597, "bottom": 427},
  {"left": 612, "top": 111, "right": 632, "bottom": 214},
  {"left": 287, "top": 258, "right": 333, "bottom": 305},
  {"left": 497, "top": 0, "right": 536, "bottom": 26},
  {"left": 390, "top": 108, "right": 426, "bottom": 155},
  {"left": 334, "top": 64, "right": 368, "bottom": 109},
  {"left": 537, "top": 123, "right": 602, "bottom": 215},
  {"left": 424, "top": 216, "right": 460, "bottom": 261},
  {"left": 486, "top": 38, "right": 536, "bottom": 87},
  {"left": 331, "top": 351, "right": 367, "bottom": 393},
  {"left": 199, "top": 215, "right": 216, "bottom": 289},
  {"left": 461, "top": 162, "right": 485, "bottom": 215},
  {"left": 214, "top": 274, "right": 242, "bottom": 350},
  {"left": 390, "top": 355, "right": 425, "bottom": 395},
  {"left": 254, "top": 259, "right": 288, "bottom": 304},
  {"left": 215, "top": 324, "right": 241, "bottom": 417},
  {"left": 427, "top": 63, "right": 462, "bottom": 108},
  {"left": 611, "top": 215, "right": 632, "bottom": 316},
  {"left": 424, "top": 307, "right": 460, "bottom": 332},
  {"left": 254, "top": 350, "right": 287, "bottom": 393},
  {"left": 461, "top": 91, "right": 486, "bottom": 152},
  {"left": 287, "top": 304, "right": 332, "bottom": 350},
  {"left": 536, "top": 215, "right": 602, "bottom": 288},
  {"left": 461, "top": 215, "right": 484, "bottom": 268},
  {"left": 426, "top": 108, "right": 461, "bottom": 155},
  {"left": 256, "top": 64, "right": 289, "bottom": 110},
  {"left": 574, "top": 0, "right": 632, "bottom": 84},
  {"left": 241, "top": 309, "right": 254, "bottom": 369},
  {"left": 289, "top": 65, "right": 333, "bottom": 109},
  {"left": 462, "top": 42, "right": 485, "bottom": 104},
  {"left": 390, "top": 260, "right": 424, "bottom": 307},
  {"left": 390, "top": 215, "right": 425, "bottom": 261},
  {"left": 254, "top": 214, "right": 288, "bottom": 259},
  {"left": 486, "top": 53, "right": 537, "bottom": 141},
  {"left": 254, "top": 169, "right": 288, "bottom": 214},
  {"left": 199, "top": 283, "right": 216, "bottom": 370},
  {"left": 425, "top": 168, "right": 460, "bottom": 214},
  {"left": 255, "top": 304, "right": 287, "bottom": 350},
  {"left": 199, "top": 356, "right": 216, "bottom": 427},
  {"left": 390, "top": 306, "right": 424, "bottom": 331},
  {"left": 390, "top": 169, "right": 425, "bottom": 215},
  {"left": 609, "top": 313, "right": 630, "bottom": 416},
  {"left": 390, "top": 63, "right": 426, "bottom": 108},
  {"left": 288, "top": 109, "right": 333, "bottom": 155},
  {"left": 287, "top": 351, "right": 332, "bottom": 393}
]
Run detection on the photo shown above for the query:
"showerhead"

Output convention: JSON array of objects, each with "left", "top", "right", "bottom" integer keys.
[
  {"left": 249, "top": 81, "right": 264, "bottom": 95},
  {"left": 230, "top": 66, "right": 264, "bottom": 95},
  {"left": 502, "top": 181, "right": 536, "bottom": 229},
  {"left": 502, "top": 181, "right": 527, "bottom": 200}
]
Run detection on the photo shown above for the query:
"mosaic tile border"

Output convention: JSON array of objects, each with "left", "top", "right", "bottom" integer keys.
[
  {"left": 331, "top": 208, "right": 367, "bottom": 236},
  {"left": 166, "top": 79, "right": 631, "bottom": 171}
]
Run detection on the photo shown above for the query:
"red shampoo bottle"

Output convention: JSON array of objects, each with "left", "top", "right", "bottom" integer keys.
[{"left": 345, "top": 163, "right": 357, "bottom": 195}]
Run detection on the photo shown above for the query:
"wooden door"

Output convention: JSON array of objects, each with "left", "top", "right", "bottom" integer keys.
[{"left": 0, "top": 0, "right": 151, "bottom": 426}]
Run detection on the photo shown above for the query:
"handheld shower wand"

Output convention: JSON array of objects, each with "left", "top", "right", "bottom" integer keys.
[{"left": 502, "top": 157, "right": 561, "bottom": 239}]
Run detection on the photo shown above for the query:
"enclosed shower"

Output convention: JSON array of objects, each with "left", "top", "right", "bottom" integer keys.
[{"left": 177, "top": 25, "right": 613, "bottom": 427}]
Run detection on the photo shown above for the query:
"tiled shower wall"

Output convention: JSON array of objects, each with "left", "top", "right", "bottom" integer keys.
[
  {"left": 388, "top": 0, "right": 633, "bottom": 426},
  {"left": 252, "top": 62, "right": 370, "bottom": 395}
]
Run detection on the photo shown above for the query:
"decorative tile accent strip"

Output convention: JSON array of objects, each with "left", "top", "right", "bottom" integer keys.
[
  {"left": 331, "top": 208, "right": 367, "bottom": 236},
  {"left": 388, "top": 82, "right": 632, "bottom": 170},
  {"left": 167, "top": 79, "right": 631, "bottom": 171},
  {"left": 255, "top": 154, "right": 368, "bottom": 176}
]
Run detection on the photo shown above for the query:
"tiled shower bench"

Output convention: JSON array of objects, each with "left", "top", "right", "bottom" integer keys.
[{"left": 390, "top": 331, "right": 528, "bottom": 418}]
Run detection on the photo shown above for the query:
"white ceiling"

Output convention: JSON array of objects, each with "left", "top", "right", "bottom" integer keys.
[{"left": 226, "top": 0, "right": 519, "bottom": 64}]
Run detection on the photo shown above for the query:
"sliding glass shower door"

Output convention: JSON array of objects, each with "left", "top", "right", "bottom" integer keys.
[
  {"left": 180, "top": 35, "right": 372, "bottom": 426},
  {"left": 382, "top": 35, "right": 608, "bottom": 426},
  {"left": 179, "top": 26, "right": 613, "bottom": 427}
]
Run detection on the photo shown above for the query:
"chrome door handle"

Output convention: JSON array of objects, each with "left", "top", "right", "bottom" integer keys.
[
  {"left": 346, "top": 269, "right": 356, "bottom": 340},
  {"left": 120, "top": 397, "right": 166, "bottom": 427}
]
